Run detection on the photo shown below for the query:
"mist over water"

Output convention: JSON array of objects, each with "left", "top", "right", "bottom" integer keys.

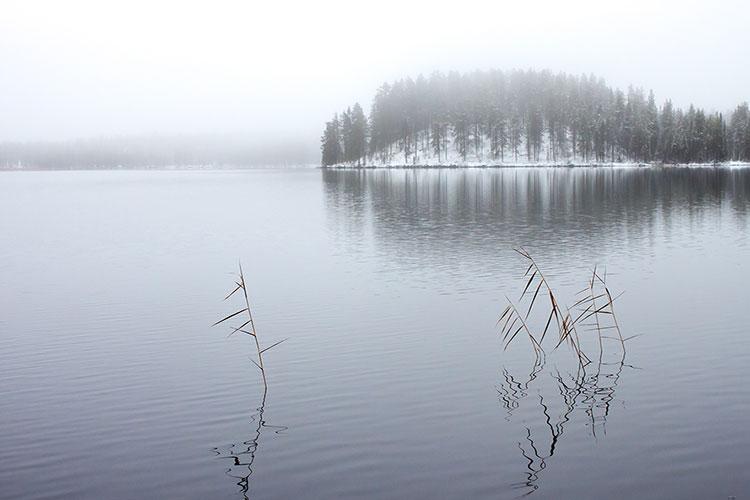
[
  {"left": 0, "top": 135, "right": 319, "bottom": 169},
  {"left": 1, "top": 167, "right": 748, "bottom": 499},
  {"left": 3, "top": 0, "right": 750, "bottom": 497},
  {"left": 2, "top": 1, "right": 749, "bottom": 159}
]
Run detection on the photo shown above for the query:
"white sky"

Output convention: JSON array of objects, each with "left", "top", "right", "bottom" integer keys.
[{"left": 1, "top": 0, "right": 749, "bottom": 143}]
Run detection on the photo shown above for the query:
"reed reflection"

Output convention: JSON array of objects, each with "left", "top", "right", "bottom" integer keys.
[
  {"left": 499, "top": 358, "right": 636, "bottom": 497},
  {"left": 212, "top": 390, "right": 287, "bottom": 500}
]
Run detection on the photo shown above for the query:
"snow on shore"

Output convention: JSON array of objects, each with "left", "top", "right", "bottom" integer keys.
[{"left": 328, "top": 133, "right": 750, "bottom": 169}]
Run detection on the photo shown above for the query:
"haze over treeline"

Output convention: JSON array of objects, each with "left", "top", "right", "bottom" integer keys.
[
  {"left": 322, "top": 69, "right": 750, "bottom": 166},
  {"left": 0, "top": 135, "right": 317, "bottom": 169},
  {"left": 2, "top": 1, "right": 749, "bottom": 165}
]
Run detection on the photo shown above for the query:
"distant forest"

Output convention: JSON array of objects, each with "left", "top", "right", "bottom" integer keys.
[
  {"left": 321, "top": 69, "right": 750, "bottom": 166},
  {"left": 0, "top": 135, "right": 317, "bottom": 169}
]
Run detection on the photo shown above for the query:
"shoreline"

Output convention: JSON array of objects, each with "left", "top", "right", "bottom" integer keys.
[
  {"left": 324, "top": 162, "right": 750, "bottom": 170},
  {"left": 3, "top": 162, "right": 750, "bottom": 172}
]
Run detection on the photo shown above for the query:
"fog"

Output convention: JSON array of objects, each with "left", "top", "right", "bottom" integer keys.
[{"left": 1, "top": 0, "right": 749, "bottom": 164}]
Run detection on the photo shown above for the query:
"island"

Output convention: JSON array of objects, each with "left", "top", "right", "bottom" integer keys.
[{"left": 321, "top": 69, "right": 750, "bottom": 168}]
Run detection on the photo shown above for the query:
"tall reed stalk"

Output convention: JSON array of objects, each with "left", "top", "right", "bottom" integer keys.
[{"left": 214, "top": 263, "right": 286, "bottom": 391}]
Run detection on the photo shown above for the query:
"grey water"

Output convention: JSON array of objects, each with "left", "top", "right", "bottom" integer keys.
[{"left": 1, "top": 167, "right": 749, "bottom": 499}]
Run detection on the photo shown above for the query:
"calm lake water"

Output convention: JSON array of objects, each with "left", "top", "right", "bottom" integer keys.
[{"left": 1, "top": 167, "right": 749, "bottom": 499}]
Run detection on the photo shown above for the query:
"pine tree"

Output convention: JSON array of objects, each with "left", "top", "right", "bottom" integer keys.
[
  {"left": 349, "top": 103, "right": 368, "bottom": 166},
  {"left": 341, "top": 108, "right": 354, "bottom": 163},
  {"left": 320, "top": 114, "right": 343, "bottom": 167},
  {"left": 729, "top": 103, "right": 750, "bottom": 161},
  {"left": 706, "top": 113, "right": 727, "bottom": 163},
  {"left": 659, "top": 100, "right": 675, "bottom": 162},
  {"left": 646, "top": 90, "right": 659, "bottom": 161}
]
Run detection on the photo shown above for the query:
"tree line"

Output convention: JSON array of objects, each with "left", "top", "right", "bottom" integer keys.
[
  {"left": 321, "top": 69, "right": 750, "bottom": 166},
  {"left": 0, "top": 135, "right": 317, "bottom": 169},
  {"left": 321, "top": 103, "right": 368, "bottom": 166}
]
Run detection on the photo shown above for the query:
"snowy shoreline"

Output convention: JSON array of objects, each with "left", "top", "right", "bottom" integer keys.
[{"left": 324, "top": 161, "right": 750, "bottom": 170}]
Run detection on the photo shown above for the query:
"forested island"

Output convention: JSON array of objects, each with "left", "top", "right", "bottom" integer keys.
[{"left": 321, "top": 69, "right": 750, "bottom": 167}]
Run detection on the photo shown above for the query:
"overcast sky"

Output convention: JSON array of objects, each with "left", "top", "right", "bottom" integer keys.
[{"left": 1, "top": 0, "right": 749, "bottom": 145}]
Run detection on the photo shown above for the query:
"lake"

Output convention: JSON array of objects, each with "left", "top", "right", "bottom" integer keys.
[{"left": 1, "top": 167, "right": 749, "bottom": 499}]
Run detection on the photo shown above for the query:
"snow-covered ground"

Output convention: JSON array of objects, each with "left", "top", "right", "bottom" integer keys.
[
  {"left": 329, "top": 133, "right": 750, "bottom": 169},
  {"left": 328, "top": 162, "right": 750, "bottom": 169}
]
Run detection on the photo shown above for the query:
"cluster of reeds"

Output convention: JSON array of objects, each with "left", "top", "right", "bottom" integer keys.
[
  {"left": 213, "top": 263, "right": 286, "bottom": 391},
  {"left": 498, "top": 248, "right": 634, "bottom": 366}
]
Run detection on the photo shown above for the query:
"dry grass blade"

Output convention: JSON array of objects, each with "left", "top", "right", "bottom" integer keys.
[
  {"left": 521, "top": 270, "right": 538, "bottom": 298},
  {"left": 524, "top": 262, "right": 534, "bottom": 276},
  {"left": 541, "top": 307, "right": 556, "bottom": 342},
  {"left": 514, "top": 247, "right": 531, "bottom": 260},
  {"left": 525, "top": 280, "right": 544, "bottom": 319},
  {"left": 503, "top": 316, "right": 521, "bottom": 343},
  {"left": 505, "top": 324, "right": 525, "bottom": 349},
  {"left": 602, "top": 285, "right": 625, "bottom": 354},
  {"left": 260, "top": 338, "right": 288, "bottom": 354},
  {"left": 223, "top": 282, "right": 244, "bottom": 301},
  {"left": 497, "top": 304, "right": 512, "bottom": 326},
  {"left": 578, "top": 302, "right": 618, "bottom": 323},
  {"left": 546, "top": 291, "right": 565, "bottom": 343},
  {"left": 500, "top": 297, "right": 544, "bottom": 357},
  {"left": 570, "top": 304, "right": 593, "bottom": 325},
  {"left": 213, "top": 308, "right": 249, "bottom": 327},
  {"left": 226, "top": 319, "right": 253, "bottom": 338},
  {"left": 570, "top": 292, "right": 607, "bottom": 309}
]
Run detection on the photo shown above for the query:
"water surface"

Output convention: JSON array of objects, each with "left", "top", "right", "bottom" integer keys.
[{"left": 1, "top": 167, "right": 749, "bottom": 499}]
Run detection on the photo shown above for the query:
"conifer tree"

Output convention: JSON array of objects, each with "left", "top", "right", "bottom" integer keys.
[
  {"left": 729, "top": 103, "right": 750, "bottom": 161},
  {"left": 349, "top": 103, "right": 368, "bottom": 166},
  {"left": 320, "top": 114, "right": 343, "bottom": 166}
]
